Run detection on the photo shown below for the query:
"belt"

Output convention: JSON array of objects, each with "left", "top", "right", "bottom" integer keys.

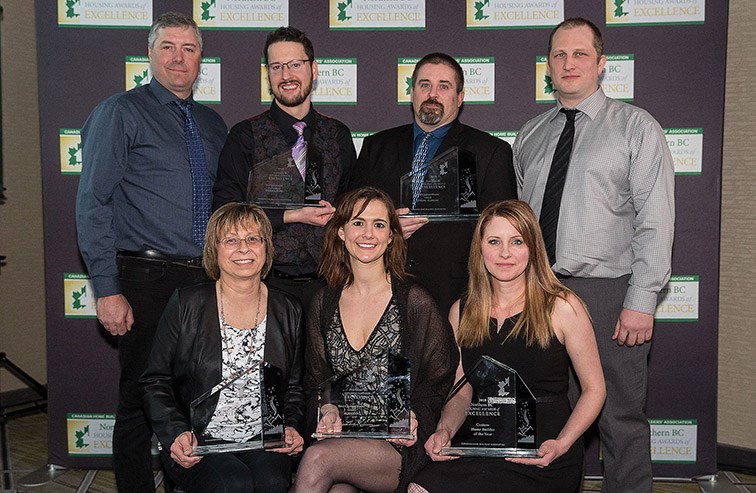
[
  {"left": 271, "top": 268, "right": 318, "bottom": 282},
  {"left": 117, "top": 249, "right": 204, "bottom": 269}
]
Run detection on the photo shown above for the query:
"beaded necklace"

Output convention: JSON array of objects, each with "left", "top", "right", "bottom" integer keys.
[{"left": 218, "top": 281, "right": 262, "bottom": 354}]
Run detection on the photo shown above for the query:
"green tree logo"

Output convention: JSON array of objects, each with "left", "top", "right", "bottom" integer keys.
[
  {"left": 543, "top": 75, "right": 555, "bottom": 95},
  {"left": 474, "top": 0, "right": 490, "bottom": 21},
  {"left": 405, "top": 76, "right": 413, "bottom": 96},
  {"left": 71, "top": 285, "right": 87, "bottom": 310},
  {"left": 614, "top": 0, "right": 629, "bottom": 17},
  {"left": 75, "top": 425, "right": 89, "bottom": 449},
  {"left": 67, "top": 142, "right": 82, "bottom": 167},
  {"left": 65, "top": 0, "right": 80, "bottom": 19},
  {"left": 201, "top": 0, "right": 217, "bottom": 21},
  {"left": 337, "top": 0, "right": 353, "bottom": 22},
  {"left": 133, "top": 69, "right": 149, "bottom": 88}
]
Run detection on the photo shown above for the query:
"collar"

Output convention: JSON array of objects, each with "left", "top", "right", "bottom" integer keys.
[
  {"left": 270, "top": 99, "right": 316, "bottom": 135},
  {"left": 149, "top": 78, "right": 192, "bottom": 106},
  {"left": 412, "top": 120, "right": 455, "bottom": 142},
  {"left": 552, "top": 87, "right": 606, "bottom": 122}
]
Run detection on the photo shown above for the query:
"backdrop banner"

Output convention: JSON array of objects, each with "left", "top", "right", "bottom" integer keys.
[{"left": 37, "top": 0, "right": 723, "bottom": 478}]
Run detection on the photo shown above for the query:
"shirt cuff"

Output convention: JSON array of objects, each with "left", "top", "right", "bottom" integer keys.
[
  {"left": 91, "top": 276, "right": 122, "bottom": 300},
  {"left": 623, "top": 284, "right": 660, "bottom": 315}
]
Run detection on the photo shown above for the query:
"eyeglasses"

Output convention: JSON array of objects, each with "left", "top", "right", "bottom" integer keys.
[
  {"left": 267, "top": 59, "right": 310, "bottom": 74},
  {"left": 219, "top": 235, "right": 266, "bottom": 249}
]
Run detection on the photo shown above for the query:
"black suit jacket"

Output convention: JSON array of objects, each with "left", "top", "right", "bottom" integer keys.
[
  {"left": 349, "top": 120, "right": 517, "bottom": 311},
  {"left": 139, "top": 281, "right": 305, "bottom": 455}
]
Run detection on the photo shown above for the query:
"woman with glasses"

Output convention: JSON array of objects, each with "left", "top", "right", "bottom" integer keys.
[
  {"left": 292, "top": 187, "right": 458, "bottom": 493},
  {"left": 140, "top": 202, "right": 305, "bottom": 493}
]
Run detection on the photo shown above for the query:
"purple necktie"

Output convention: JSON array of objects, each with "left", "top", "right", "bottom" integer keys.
[
  {"left": 292, "top": 121, "right": 307, "bottom": 180},
  {"left": 176, "top": 100, "right": 211, "bottom": 247}
]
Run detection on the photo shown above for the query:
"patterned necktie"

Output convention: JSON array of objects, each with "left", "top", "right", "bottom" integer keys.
[
  {"left": 292, "top": 121, "right": 307, "bottom": 180},
  {"left": 539, "top": 108, "right": 578, "bottom": 266},
  {"left": 175, "top": 100, "right": 212, "bottom": 247},
  {"left": 411, "top": 132, "right": 432, "bottom": 208}
]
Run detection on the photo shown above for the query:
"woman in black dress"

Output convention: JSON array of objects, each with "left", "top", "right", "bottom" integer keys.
[
  {"left": 410, "top": 200, "right": 605, "bottom": 493},
  {"left": 293, "top": 187, "right": 458, "bottom": 493}
]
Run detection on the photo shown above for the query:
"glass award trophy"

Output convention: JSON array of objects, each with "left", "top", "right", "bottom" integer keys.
[
  {"left": 441, "top": 355, "right": 538, "bottom": 458},
  {"left": 313, "top": 352, "right": 411, "bottom": 440},
  {"left": 246, "top": 147, "right": 323, "bottom": 209},
  {"left": 399, "top": 146, "right": 478, "bottom": 221},
  {"left": 190, "top": 361, "right": 285, "bottom": 455}
]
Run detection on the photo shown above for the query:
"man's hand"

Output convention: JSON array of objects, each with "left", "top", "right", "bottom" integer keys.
[
  {"left": 283, "top": 200, "right": 335, "bottom": 227},
  {"left": 170, "top": 431, "right": 202, "bottom": 469},
  {"left": 612, "top": 308, "right": 654, "bottom": 346},
  {"left": 96, "top": 294, "right": 134, "bottom": 336},
  {"left": 396, "top": 207, "right": 428, "bottom": 239}
]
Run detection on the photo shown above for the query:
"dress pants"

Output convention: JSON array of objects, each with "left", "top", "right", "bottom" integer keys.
[
  {"left": 113, "top": 256, "right": 208, "bottom": 493},
  {"left": 562, "top": 275, "right": 653, "bottom": 493}
]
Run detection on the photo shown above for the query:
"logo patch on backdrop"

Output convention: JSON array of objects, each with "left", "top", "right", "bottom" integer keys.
[
  {"left": 60, "top": 129, "right": 82, "bottom": 175},
  {"left": 665, "top": 128, "right": 703, "bottom": 175},
  {"left": 535, "top": 54, "right": 634, "bottom": 102},
  {"left": 488, "top": 131, "right": 518, "bottom": 147},
  {"left": 58, "top": 0, "right": 152, "bottom": 27},
  {"left": 67, "top": 413, "right": 115, "bottom": 456},
  {"left": 125, "top": 57, "right": 221, "bottom": 104},
  {"left": 330, "top": 0, "right": 425, "bottom": 30},
  {"left": 649, "top": 419, "right": 697, "bottom": 463},
  {"left": 260, "top": 59, "right": 357, "bottom": 105},
  {"left": 397, "top": 57, "right": 495, "bottom": 104},
  {"left": 655, "top": 275, "right": 699, "bottom": 322},
  {"left": 193, "top": 0, "right": 288, "bottom": 29},
  {"left": 64, "top": 273, "right": 96, "bottom": 319},
  {"left": 466, "top": 0, "right": 564, "bottom": 29},
  {"left": 606, "top": 0, "right": 704, "bottom": 26},
  {"left": 352, "top": 131, "right": 374, "bottom": 156}
]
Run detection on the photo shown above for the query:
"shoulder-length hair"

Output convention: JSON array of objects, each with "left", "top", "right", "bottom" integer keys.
[
  {"left": 202, "top": 202, "right": 274, "bottom": 280},
  {"left": 457, "top": 200, "right": 576, "bottom": 349},
  {"left": 319, "top": 187, "right": 409, "bottom": 288}
]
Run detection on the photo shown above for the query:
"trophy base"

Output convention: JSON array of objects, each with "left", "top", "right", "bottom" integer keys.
[
  {"left": 192, "top": 439, "right": 285, "bottom": 456},
  {"left": 440, "top": 446, "right": 539, "bottom": 458},
  {"left": 399, "top": 213, "right": 479, "bottom": 222},
  {"left": 312, "top": 431, "right": 414, "bottom": 440}
]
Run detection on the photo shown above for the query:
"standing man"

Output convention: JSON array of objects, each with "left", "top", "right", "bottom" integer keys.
[
  {"left": 514, "top": 18, "right": 675, "bottom": 492},
  {"left": 76, "top": 12, "right": 227, "bottom": 492},
  {"left": 349, "top": 53, "right": 517, "bottom": 311},
  {"left": 213, "top": 26, "right": 356, "bottom": 308}
]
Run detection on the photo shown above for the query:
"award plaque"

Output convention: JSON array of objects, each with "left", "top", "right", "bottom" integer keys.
[
  {"left": 399, "top": 146, "right": 478, "bottom": 221},
  {"left": 441, "top": 355, "right": 538, "bottom": 458},
  {"left": 190, "top": 361, "right": 285, "bottom": 455},
  {"left": 312, "top": 353, "right": 411, "bottom": 440},
  {"left": 246, "top": 148, "right": 323, "bottom": 209}
]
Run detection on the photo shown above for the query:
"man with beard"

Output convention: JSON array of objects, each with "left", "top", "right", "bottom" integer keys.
[
  {"left": 349, "top": 53, "right": 516, "bottom": 311},
  {"left": 213, "top": 26, "right": 356, "bottom": 307}
]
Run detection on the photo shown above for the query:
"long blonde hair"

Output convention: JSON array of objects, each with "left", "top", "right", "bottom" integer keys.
[{"left": 457, "top": 200, "right": 575, "bottom": 348}]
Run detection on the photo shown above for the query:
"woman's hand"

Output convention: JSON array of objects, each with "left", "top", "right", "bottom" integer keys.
[
  {"left": 271, "top": 426, "right": 305, "bottom": 455},
  {"left": 388, "top": 410, "right": 418, "bottom": 447},
  {"left": 423, "top": 428, "right": 457, "bottom": 462},
  {"left": 170, "top": 431, "right": 202, "bottom": 469},
  {"left": 505, "top": 439, "right": 566, "bottom": 468},
  {"left": 316, "top": 404, "right": 342, "bottom": 436}
]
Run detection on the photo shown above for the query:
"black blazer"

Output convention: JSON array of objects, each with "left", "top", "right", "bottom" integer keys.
[
  {"left": 139, "top": 281, "right": 305, "bottom": 453},
  {"left": 349, "top": 120, "right": 517, "bottom": 311}
]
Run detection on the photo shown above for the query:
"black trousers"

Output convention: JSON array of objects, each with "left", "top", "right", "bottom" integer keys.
[{"left": 113, "top": 256, "right": 208, "bottom": 493}]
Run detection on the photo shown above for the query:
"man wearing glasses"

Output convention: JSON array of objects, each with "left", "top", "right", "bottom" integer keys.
[{"left": 213, "top": 26, "right": 356, "bottom": 308}]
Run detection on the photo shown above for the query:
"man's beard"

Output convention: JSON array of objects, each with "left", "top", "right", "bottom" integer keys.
[
  {"left": 274, "top": 77, "right": 313, "bottom": 107},
  {"left": 417, "top": 98, "right": 444, "bottom": 126}
]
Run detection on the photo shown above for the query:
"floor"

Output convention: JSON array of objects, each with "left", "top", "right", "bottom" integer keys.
[{"left": 2, "top": 413, "right": 755, "bottom": 492}]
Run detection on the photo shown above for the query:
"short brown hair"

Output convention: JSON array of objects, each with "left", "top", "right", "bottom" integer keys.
[
  {"left": 548, "top": 17, "right": 604, "bottom": 59},
  {"left": 148, "top": 11, "right": 202, "bottom": 50},
  {"left": 319, "top": 187, "right": 409, "bottom": 288},
  {"left": 412, "top": 52, "right": 464, "bottom": 93},
  {"left": 202, "top": 203, "right": 274, "bottom": 280}
]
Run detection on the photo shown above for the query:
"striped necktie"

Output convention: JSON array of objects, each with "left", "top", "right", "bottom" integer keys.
[
  {"left": 292, "top": 121, "right": 307, "bottom": 180},
  {"left": 411, "top": 131, "right": 432, "bottom": 208},
  {"left": 176, "top": 99, "right": 211, "bottom": 247}
]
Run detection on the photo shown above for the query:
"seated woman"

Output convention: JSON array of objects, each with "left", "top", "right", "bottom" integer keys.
[
  {"left": 139, "top": 203, "right": 305, "bottom": 493},
  {"left": 410, "top": 200, "right": 606, "bottom": 493},
  {"left": 293, "top": 187, "right": 458, "bottom": 493}
]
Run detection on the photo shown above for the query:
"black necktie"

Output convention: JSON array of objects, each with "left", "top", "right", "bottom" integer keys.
[{"left": 539, "top": 108, "right": 578, "bottom": 266}]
